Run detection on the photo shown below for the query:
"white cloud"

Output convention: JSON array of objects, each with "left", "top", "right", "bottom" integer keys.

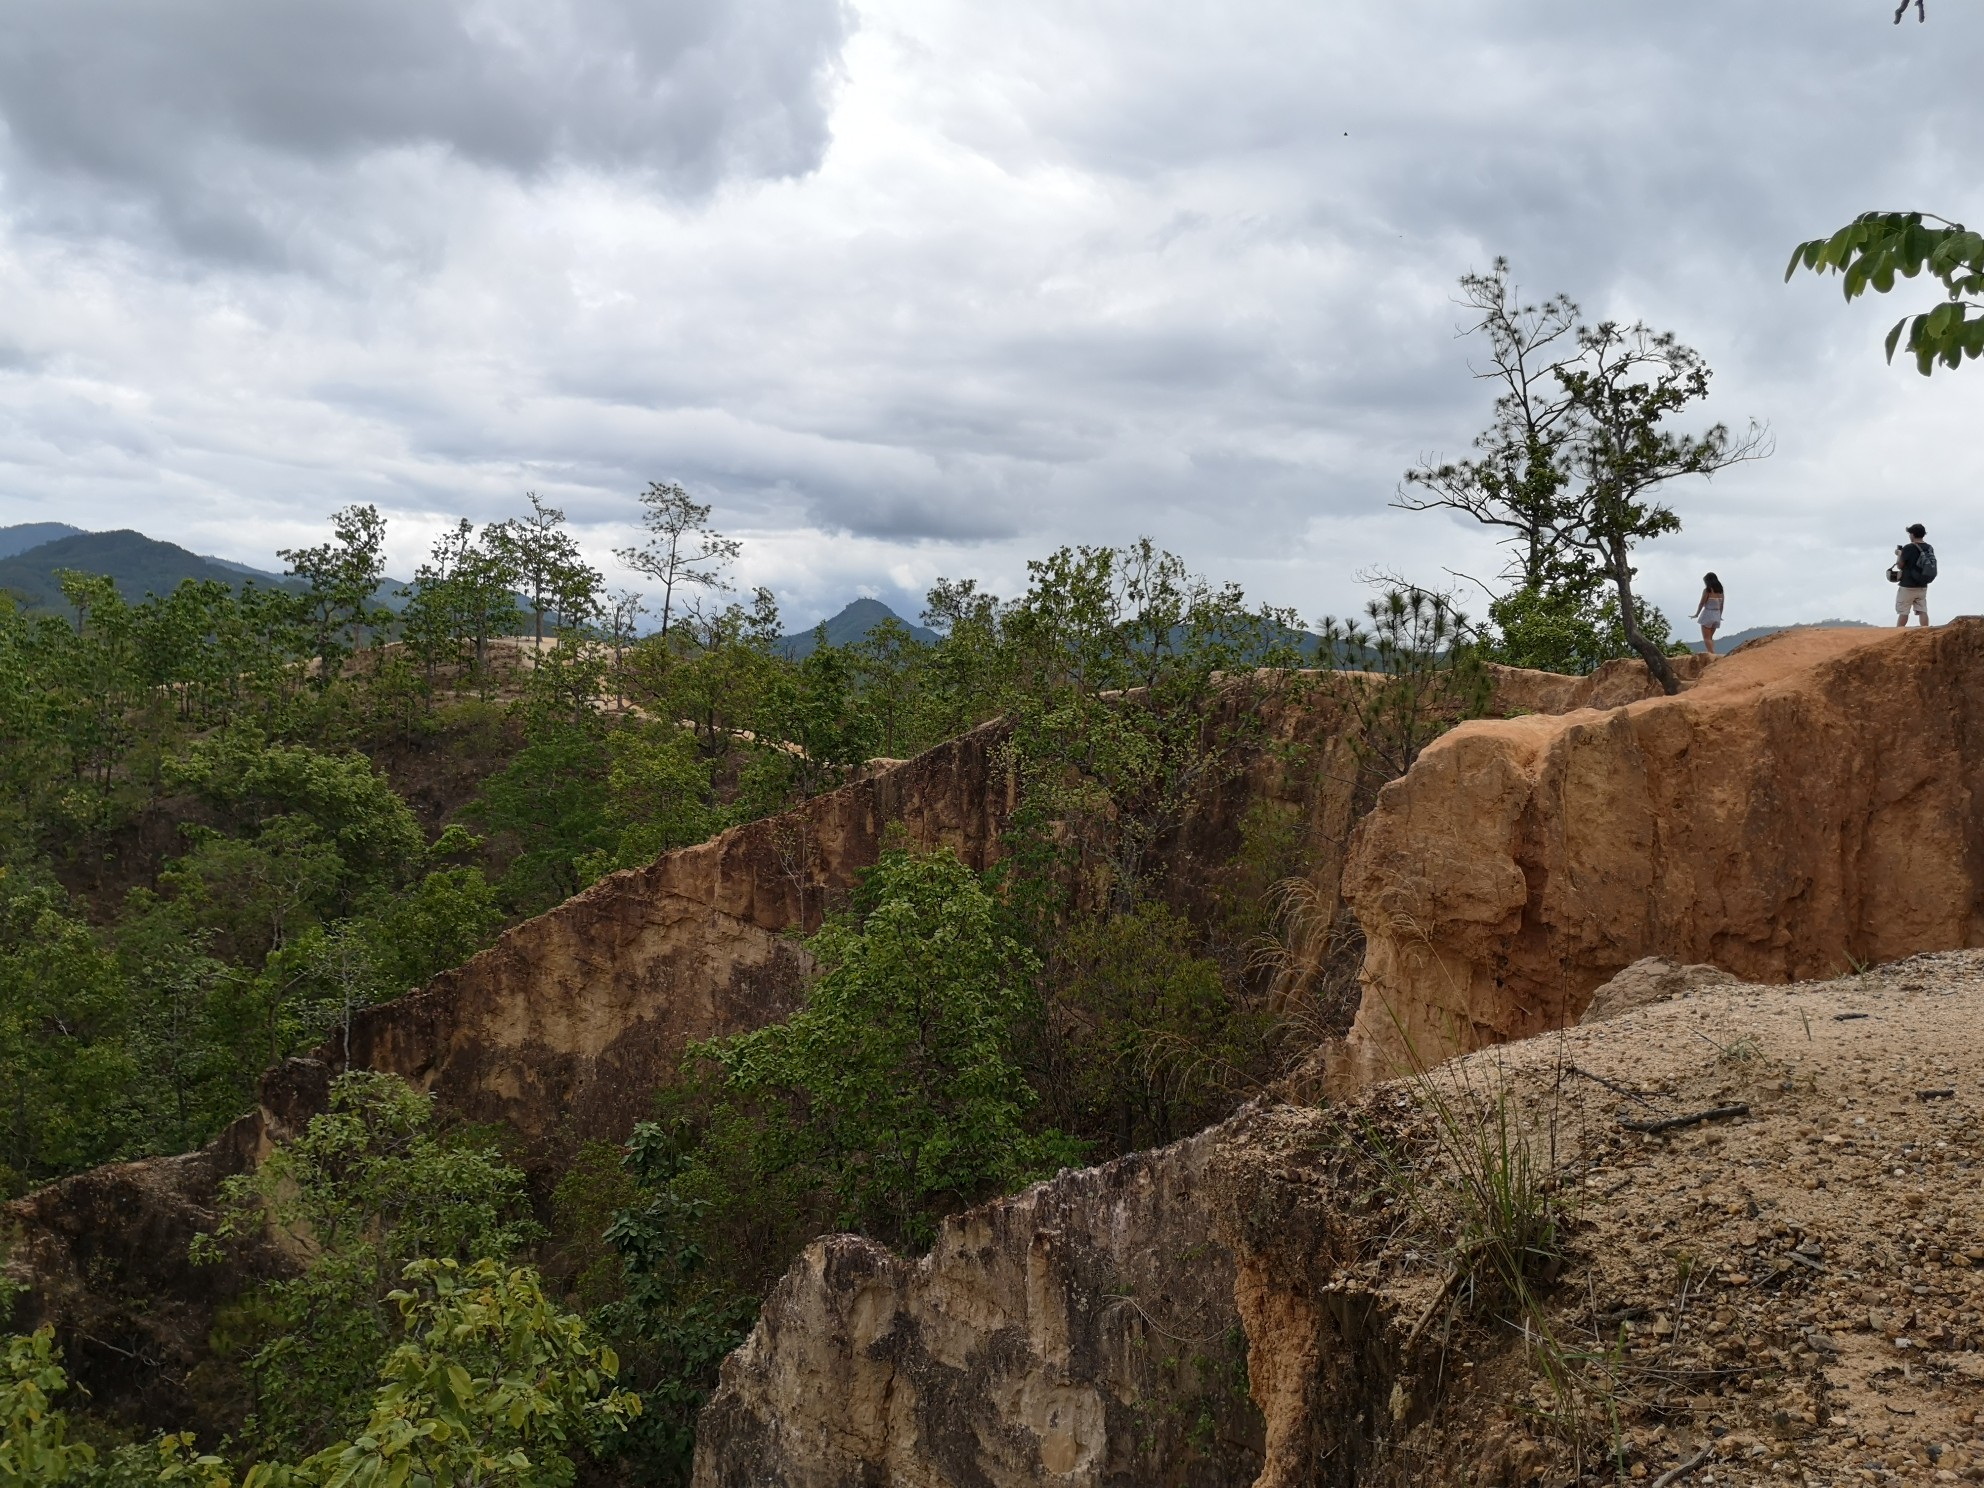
[{"left": 0, "top": 0, "right": 1978, "bottom": 631}]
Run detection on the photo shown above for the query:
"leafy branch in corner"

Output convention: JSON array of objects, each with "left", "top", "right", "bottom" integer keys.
[{"left": 1788, "top": 211, "right": 1983, "bottom": 374}]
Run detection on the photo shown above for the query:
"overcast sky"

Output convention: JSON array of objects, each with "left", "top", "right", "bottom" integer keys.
[{"left": 1, "top": 0, "right": 1978, "bottom": 632}]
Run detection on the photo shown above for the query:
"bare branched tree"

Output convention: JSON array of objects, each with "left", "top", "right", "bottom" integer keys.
[
  {"left": 614, "top": 482, "right": 741, "bottom": 641},
  {"left": 1397, "top": 259, "right": 1585, "bottom": 593}
]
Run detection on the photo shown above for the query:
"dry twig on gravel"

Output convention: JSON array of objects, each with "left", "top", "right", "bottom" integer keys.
[
  {"left": 1650, "top": 1446, "right": 1712, "bottom": 1488},
  {"left": 1617, "top": 1104, "right": 1748, "bottom": 1134}
]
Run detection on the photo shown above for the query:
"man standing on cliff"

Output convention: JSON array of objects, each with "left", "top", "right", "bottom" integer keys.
[{"left": 1891, "top": 523, "right": 1936, "bottom": 627}]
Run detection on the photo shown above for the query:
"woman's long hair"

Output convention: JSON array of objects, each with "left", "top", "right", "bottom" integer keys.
[{"left": 1702, "top": 572, "right": 1724, "bottom": 595}]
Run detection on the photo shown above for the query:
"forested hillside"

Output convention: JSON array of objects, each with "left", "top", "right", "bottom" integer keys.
[
  {"left": 3, "top": 259, "right": 1744, "bottom": 1485},
  {"left": 5, "top": 485, "right": 1451, "bottom": 1483}
]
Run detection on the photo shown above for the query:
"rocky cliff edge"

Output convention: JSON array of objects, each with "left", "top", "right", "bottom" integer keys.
[
  {"left": 1333, "top": 621, "right": 1984, "bottom": 1085},
  {"left": 700, "top": 950, "right": 1984, "bottom": 1487}
]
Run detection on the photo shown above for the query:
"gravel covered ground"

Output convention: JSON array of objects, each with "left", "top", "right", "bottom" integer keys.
[{"left": 1390, "top": 950, "right": 1984, "bottom": 1486}]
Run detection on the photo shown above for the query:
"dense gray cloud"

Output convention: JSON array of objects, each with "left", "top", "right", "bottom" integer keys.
[
  {"left": 0, "top": 0, "right": 1979, "bottom": 632},
  {"left": 0, "top": 0, "right": 846, "bottom": 259}
]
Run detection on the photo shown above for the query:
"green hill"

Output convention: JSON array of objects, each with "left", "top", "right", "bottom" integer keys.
[
  {"left": 0, "top": 521, "right": 86, "bottom": 559},
  {"left": 0, "top": 529, "right": 277, "bottom": 613},
  {"left": 0, "top": 528, "right": 416, "bottom": 617},
  {"left": 778, "top": 598, "right": 940, "bottom": 659}
]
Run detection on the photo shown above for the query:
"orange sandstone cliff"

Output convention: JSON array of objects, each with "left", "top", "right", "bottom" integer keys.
[{"left": 1334, "top": 621, "right": 1984, "bottom": 1085}]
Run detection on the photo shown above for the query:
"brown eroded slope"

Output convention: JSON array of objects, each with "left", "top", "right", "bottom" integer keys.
[
  {"left": 697, "top": 952, "right": 1984, "bottom": 1487},
  {"left": 1333, "top": 620, "right": 1984, "bottom": 1086}
]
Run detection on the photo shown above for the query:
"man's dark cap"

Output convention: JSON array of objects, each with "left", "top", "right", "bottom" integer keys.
[{"left": 1908, "top": 523, "right": 1927, "bottom": 538}]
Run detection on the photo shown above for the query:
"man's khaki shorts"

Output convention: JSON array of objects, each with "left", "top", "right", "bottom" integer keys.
[{"left": 1897, "top": 586, "right": 1930, "bottom": 619}]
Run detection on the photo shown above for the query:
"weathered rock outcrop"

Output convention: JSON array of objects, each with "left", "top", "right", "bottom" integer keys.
[
  {"left": 1576, "top": 955, "right": 1740, "bottom": 1024},
  {"left": 695, "top": 1129, "right": 1268, "bottom": 1488},
  {"left": 1334, "top": 622, "right": 1984, "bottom": 1084},
  {"left": 693, "top": 1098, "right": 1433, "bottom": 1488},
  {"left": 697, "top": 951, "right": 1984, "bottom": 1487}
]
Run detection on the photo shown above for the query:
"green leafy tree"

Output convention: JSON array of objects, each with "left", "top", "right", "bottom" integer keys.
[
  {"left": 271, "top": 1259, "right": 640, "bottom": 1488},
  {"left": 1322, "top": 588, "right": 1491, "bottom": 783},
  {"left": 1788, "top": 211, "right": 1983, "bottom": 373},
  {"left": 0, "top": 869, "right": 141, "bottom": 1195},
  {"left": 1553, "top": 322, "right": 1767, "bottom": 693},
  {"left": 1399, "top": 262, "right": 1703, "bottom": 677},
  {"left": 1033, "top": 902, "right": 1268, "bottom": 1155},
  {"left": 707, "top": 848, "right": 1068, "bottom": 1245},
  {"left": 994, "top": 541, "right": 1304, "bottom": 920},
  {"left": 851, "top": 616, "right": 929, "bottom": 758},
  {"left": 594, "top": 1106, "right": 768, "bottom": 1483},
  {"left": 362, "top": 866, "right": 504, "bottom": 996},
  {"left": 1398, "top": 259, "right": 1586, "bottom": 598},
  {"left": 583, "top": 726, "right": 721, "bottom": 876},
  {"left": 278, "top": 506, "right": 391, "bottom": 683},
  {"left": 632, "top": 591, "right": 783, "bottom": 761},
  {"left": 1401, "top": 261, "right": 1764, "bottom": 691},
  {"left": 463, "top": 715, "right": 612, "bottom": 912},
  {"left": 599, "top": 849, "right": 1073, "bottom": 1480},
  {"left": 401, "top": 519, "right": 522, "bottom": 689},
  {"left": 763, "top": 641, "right": 878, "bottom": 795},
  {"left": 1, "top": 1327, "right": 97, "bottom": 1485},
  {"left": 493, "top": 493, "right": 601, "bottom": 646},
  {"left": 196, "top": 1072, "right": 541, "bottom": 1459},
  {"left": 166, "top": 729, "right": 427, "bottom": 908},
  {"left": 1482, "top": 581, "right": 1677, "bottom": 677},
  {"left": 3, "top": 1265, "right": 636, "bottom": 1488},
  {"left": 601, "top": 589, "right": 645, "bottom": 709},
  {"left": 913, "top": 577, "right": 1013, "bottom": 744}
]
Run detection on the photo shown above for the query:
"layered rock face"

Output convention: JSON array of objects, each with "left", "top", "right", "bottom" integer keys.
[
  {"left": 1335, "top": 622, "right": 1984, "bottom": 1083},
  {"left": 324, "top": 716, "right": 1017, "bottom": 1157},
  {"left": 693, "top": 1100, "right": 1437, "bottom": 1488},
  {"left": 694, "top": 1129, "right": 1269, "bottom": 1488}
]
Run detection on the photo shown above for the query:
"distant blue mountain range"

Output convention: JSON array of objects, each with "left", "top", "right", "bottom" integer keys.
[{"left": 0, "top": 521, "right": 86, "bottom": 560}]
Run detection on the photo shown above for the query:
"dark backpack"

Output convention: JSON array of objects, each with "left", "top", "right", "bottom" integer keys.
[{"left": 1917, "top": 542, "right": 1938, "bottom": 584}]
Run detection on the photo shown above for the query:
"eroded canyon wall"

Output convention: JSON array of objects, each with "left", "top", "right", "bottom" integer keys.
[
  {"left": 0, "top": 642, "right": 1771, "bottom": 1432},
  {"left": 1334, "top": 621, "right": 1984, "bottom": 1084},
  {"left": 3, "top": 678, "right": 1379, "bottom": 1429},
  {"left": 691, "top": 1102, "right": 1417, "bottom": 1488}
]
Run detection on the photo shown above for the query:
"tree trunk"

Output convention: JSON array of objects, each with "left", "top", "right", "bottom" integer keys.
[{"left": 1608, "top": 538, "right": 1678, "bottom": 695}]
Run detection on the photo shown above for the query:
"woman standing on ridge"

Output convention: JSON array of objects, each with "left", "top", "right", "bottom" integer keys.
[{"left": 1692, "top": 573, "right": 1725, "bottom": 656}]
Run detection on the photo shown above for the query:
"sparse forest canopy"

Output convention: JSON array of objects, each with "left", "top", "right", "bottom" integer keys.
[{"left": 4, "top": 481, "right": 1507, "bottom": 1484}]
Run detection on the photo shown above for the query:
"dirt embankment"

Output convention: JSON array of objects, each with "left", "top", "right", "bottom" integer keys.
[
  {"left": 1335, "top": 622, "right": 1984, "bottom": 1086},
  {"left": 701, "top": 952, "right": 1984, "bottom": 1487}
]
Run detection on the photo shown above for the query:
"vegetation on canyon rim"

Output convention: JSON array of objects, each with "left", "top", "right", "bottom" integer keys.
[{"left": 1, "top": 246, "right": 1854, "bottom": 1483}]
